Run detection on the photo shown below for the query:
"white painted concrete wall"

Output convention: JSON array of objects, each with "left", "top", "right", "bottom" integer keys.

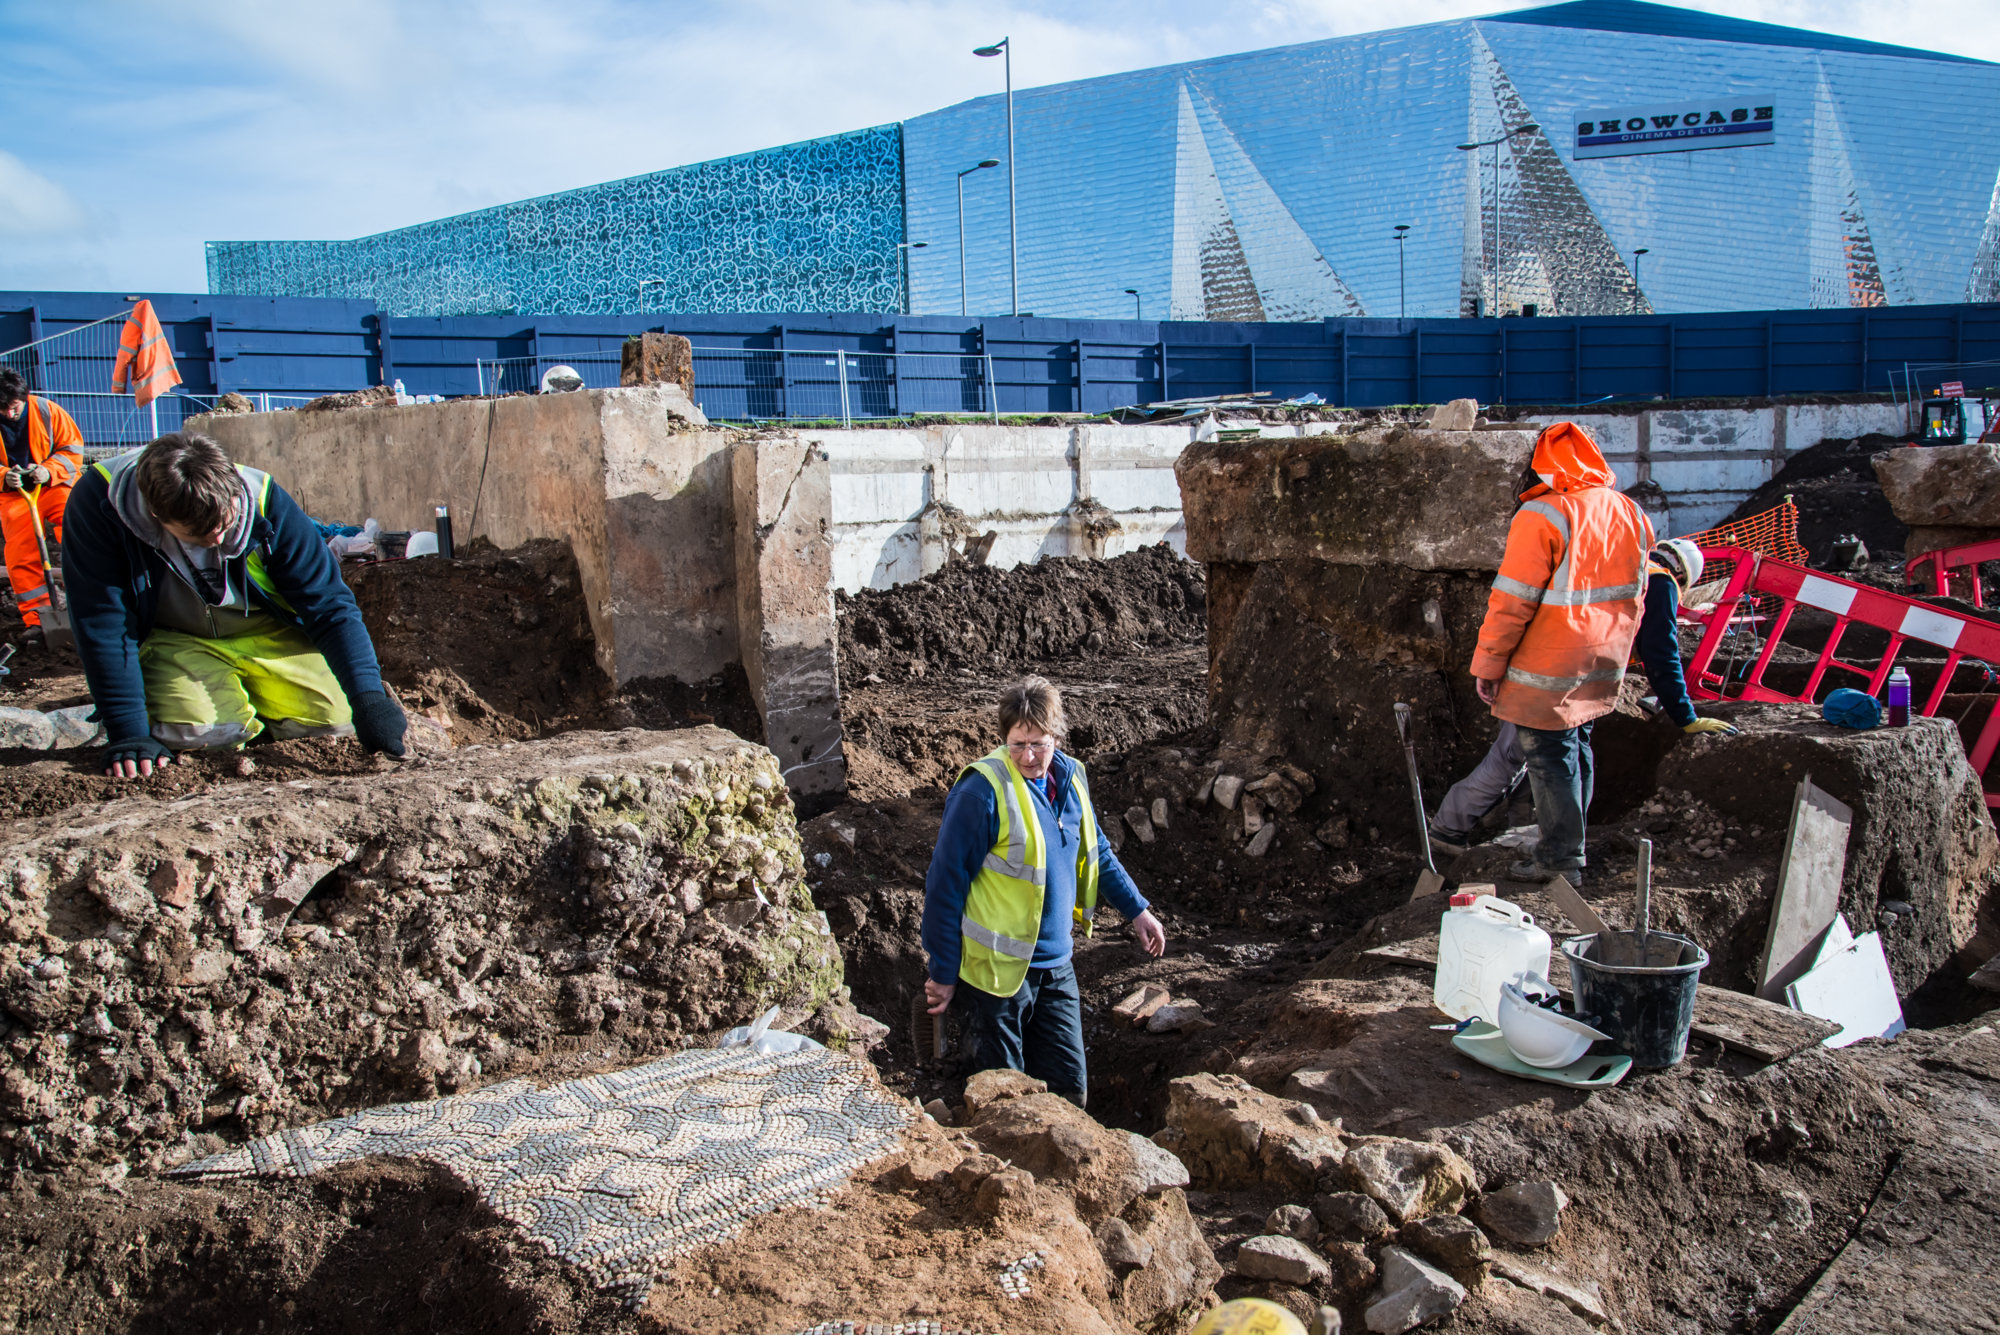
[
  {"left": 1520, "top": 401, "right": 1911, "bottom": 535},
  {"left": 797, "top": 423, "right": 1190, "bottom": 592},
  {"left": 803, "top": 401, "right": 1914, "bottom": 590}
]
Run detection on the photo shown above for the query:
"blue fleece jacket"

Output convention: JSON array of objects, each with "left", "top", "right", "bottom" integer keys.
[
  {"left": 61, "top": 463, "right": 385, "bottom": 745},
  {"left": 1637, "top": 572, "right": 1697, "bottom": 728},
  {"left": 923, "top": 751, "right": 1149, "bottom": 987}
]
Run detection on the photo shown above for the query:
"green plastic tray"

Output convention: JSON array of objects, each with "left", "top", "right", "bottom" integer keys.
[{"left": 1451, "top": 1020, "right": 1633, "bottom": 1088}]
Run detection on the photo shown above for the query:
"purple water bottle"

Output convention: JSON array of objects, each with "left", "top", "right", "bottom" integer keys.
[{"left": 1886, "top": 666, "right": 1911, "bottom": 727}]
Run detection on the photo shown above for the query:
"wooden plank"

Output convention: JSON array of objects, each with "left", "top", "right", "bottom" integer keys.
[
  {"left": 1691, "top": 985, "right": 1841, "bottom": 1063},
  {"left": 1759, "top": 777, "right": 1853, "bottom": 1001},
  {"left": 1545, "top": 876, "right": 1607, "bottom": 934}
]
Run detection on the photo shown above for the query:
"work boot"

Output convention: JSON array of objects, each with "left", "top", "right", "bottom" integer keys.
[
  {"left": 1508, "top": 859, "right": 1582, "bottom": 888},
  {"left": 17, "top": 626, "right": 42, "bottom": 651},
  {"left": 1427, "top": 825, "right": 1471, "bottom": 858}
]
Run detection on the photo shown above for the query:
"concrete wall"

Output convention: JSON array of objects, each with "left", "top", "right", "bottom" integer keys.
[
  {"left": 197, "top": 386, "right": 740, "bottom": 689},
  {"left": 1517, "top": 401, "right": 1910, "bottom": 533},
  {"left": 795, "top": 423, "right": 1189, "bottom": 592},
  {"left": 797, "top": 401, "right": 1910, "bottom": 591}
]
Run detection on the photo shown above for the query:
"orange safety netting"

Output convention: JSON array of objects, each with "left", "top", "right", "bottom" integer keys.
[{"left": 1683, "top": 498, "right": 1809, "bottom": 620}]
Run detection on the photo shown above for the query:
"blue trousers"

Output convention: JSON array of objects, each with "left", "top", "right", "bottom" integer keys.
[
  {"left": 957, "top": 961, "right": 1087, "bottom": 1107},
  {"left": 1519, "top": 721, "right": 1595, "bottom": 872}
]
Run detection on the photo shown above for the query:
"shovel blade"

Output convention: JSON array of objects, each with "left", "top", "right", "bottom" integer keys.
[{"left": 1408, "top": 869, "right": 1447, "bottom": 902}]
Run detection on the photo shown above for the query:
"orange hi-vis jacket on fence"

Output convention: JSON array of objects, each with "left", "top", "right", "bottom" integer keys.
[
  {"left": 0, "top": 394, "right": 84, "bottom": 627},
  {"left": 111, "top": 300, "right": 182, "bottom": 407},
  {"left": 1469, "top": 421, "right": 1655, "bottom": 730}
]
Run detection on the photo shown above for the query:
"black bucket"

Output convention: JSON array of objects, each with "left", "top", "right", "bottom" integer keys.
[{"left": 1560, "top": 932, "right": 1708, "bottom": 1068}]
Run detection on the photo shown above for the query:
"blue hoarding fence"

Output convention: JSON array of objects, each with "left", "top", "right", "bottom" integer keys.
[{"left": 5, "top": 291, "right": 1999, "bottom": 443}]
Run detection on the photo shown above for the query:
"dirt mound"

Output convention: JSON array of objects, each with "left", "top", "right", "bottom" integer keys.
[
  {"left": 838, "top": 546, "right": 1206, "bottom": 686},
  {"left": 1718, "top": 433, "right": 1907, "bottom": 560}
]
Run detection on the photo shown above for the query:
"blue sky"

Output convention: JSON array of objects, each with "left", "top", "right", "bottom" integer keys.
[{"left": 2, "top": 0, "right": 1992, "bottom": 295}]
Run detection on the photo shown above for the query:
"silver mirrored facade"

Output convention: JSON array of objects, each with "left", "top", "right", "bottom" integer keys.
[{"left": 209, "top": 5, "right": 2000, "bottom": 320}]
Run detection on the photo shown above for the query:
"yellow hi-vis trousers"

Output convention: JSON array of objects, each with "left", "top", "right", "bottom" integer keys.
[{"left": 139, "top": 624, "right": 352, "bottom": 749}]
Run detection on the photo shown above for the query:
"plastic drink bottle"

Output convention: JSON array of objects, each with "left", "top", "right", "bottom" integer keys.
[{"left": 1886, "top": 666, "right": 1911, "bottom": 726}]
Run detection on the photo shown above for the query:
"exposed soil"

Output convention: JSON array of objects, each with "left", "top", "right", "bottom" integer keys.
[
  {"left": 838, "top": 546, "right": 1206, "bottom": 687},
  {"left": 6, "top": 520, "right": 2000, "bottom": 1334},
  {"left": 1719, "top": 433, "right": 1908, "bottom": 561}
]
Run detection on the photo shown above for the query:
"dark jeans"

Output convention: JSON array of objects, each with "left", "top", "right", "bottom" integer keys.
[
  {"left": 956, "top": 961, "right": 1087, "bottom": 1107},
  {"left": 1519, "top": 720, "right": 1594, "bottom": 872}
]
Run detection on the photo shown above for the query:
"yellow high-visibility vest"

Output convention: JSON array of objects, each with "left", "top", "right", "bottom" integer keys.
[{"left": 956, "top": 746, "right": 1101, "bottom": 997}]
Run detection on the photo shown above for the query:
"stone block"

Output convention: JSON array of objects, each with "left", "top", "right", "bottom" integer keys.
[
  {"left": 1364, "top": 1246, "right": 1468, "bottom": 1334},
  {"left": 1400, "top": 1213, "right": 1493, "bottom": 1271},
  {"left": 1873, "top": 443, "right": 2000, "bottom": 527},
  {"left": 1235, "top": 1235, "right": 1331, "bottom": 1287},
  {"left": 1342, "top": 1136, "right": 1478, "bottom": 1223},
  {"left": 1476, "top": 1180, "right": 1570, "bottom": 1247},
  {"left": 1126, "top": 1129, "right": 1193, "bottom": 1194},
  {"left": 196, "top": 386, "right": 728, "bottom": 692},
  {"left": 1265, "top": 1203, "right": 1319, "bottom": 1241},
  {"left": 1314, "top": 1190, "right": 1393, "bottom": 1241},
  {"left": 620, "top": 331, "right": 695, "bottom": 399},
  {"left": 0, "top": 707, "right": 54, "bottom": 750},
  {"left": 0, "top": 727, "right": 842, "bottom": 1176},
  {"left": 1158, "top": 1073, "right": 1346, "bottom": 1193},
  {"left": 732, "top": 437, "right": 847, "bottom": 804},
  {"left": 1177, "top": 426, "right": 1535, "bottom": 572}
]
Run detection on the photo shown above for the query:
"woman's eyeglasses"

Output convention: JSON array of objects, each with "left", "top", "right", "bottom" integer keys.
[{"left": 1006, "top": 741, "right": 1055, "bottom": 757}]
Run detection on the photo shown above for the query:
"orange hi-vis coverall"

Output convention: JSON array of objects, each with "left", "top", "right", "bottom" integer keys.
[
  {"left": 1470, "top": 421, "right": 1655, "bottom": 730},
  {"left": 2, "top": 396, "right": 83, "bottom": 628}
]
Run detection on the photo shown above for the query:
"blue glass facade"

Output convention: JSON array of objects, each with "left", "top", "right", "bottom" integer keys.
[
  {"left": 209, "top": 3, "right": 2000, "bottom": 321},
  {"left": 207, "top": 126, "right": 906, "bottom": 317}
]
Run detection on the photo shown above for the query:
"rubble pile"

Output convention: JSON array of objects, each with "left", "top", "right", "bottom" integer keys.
[{"left": 0, "top": 729, "right": 847, "bottom": 1178}]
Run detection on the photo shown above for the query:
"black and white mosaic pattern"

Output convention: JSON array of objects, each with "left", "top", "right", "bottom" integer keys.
[{"left": 173, "top": 1045, "right": 913, "bottom": 1305}]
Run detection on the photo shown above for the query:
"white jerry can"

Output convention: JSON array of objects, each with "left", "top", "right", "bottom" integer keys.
[{"left": 1433, "top": 892, "right": 1553, "bottom": 1023}]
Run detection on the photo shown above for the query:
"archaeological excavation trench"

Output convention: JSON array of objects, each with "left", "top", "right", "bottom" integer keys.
[{"left": 0, "top": 394, "right": 1997, "bottom": 1335}]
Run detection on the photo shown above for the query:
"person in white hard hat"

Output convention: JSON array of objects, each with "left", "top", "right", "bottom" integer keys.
[{"left": 1428, "top": 536, "right": 1735, "bottom": 872}]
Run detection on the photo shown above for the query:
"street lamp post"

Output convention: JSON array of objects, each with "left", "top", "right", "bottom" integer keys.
[
  {"left": 1123, "top": 288, "right": 1142, "bottom": 319},
  {"left": 1455, "top": 122, "right": 1538, "bottom": 316},
  {"left": 974, "top": 38, "right": 1018, "bottom": 316},
  {"left": 897, "top": 241, "right": 927, "bottom": 315},
  {"left": 1631, "top": 248, "right": 1650, "bottom": 314},
  {"left": 956, "top": 159, "right": 1000, "bottom": 317},
  {"left": 1393, "top": 224, "right": 1411, "bottom": 318}
]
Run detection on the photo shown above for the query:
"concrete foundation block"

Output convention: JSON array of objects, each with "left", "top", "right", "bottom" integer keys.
[
  {"left": 733, "top": 437, "right": 847, "bottom": 805},
  {"left": 1874, "top": 443, "right": 2000, "bottom": 528},
  {"left": 1177, "top": 427, "right": 1536, "bottom": 571}
]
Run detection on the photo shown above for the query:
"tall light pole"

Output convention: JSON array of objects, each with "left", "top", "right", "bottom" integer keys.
[
  {"left": 1631, "top": 248, "right": 1650, "bottom": 314},
  {"left": 1455, "top": 122, "right": 1538, "bottom": 316},
  {"left": 1393, "top": 224, "right": 1411, "bottom": 318},
  {"left": 956, "top": 159, "right": 999, "bottom": 317},
  {"left": 974, "top": 38, "right": 1018, "bottom": 316},
  {"left": 1123, "top": 288, "right": 1142, "bottom": 319},
  {"left": 897, "top": 241, "right": 927, "bottom": 315}
]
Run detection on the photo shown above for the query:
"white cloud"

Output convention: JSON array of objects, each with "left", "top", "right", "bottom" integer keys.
[
  {"left": 0, "top": 152, "right": 85, "bottom": 240},
  {"left": 2, "top": 0, "right": 1994, "bottom": 292}
]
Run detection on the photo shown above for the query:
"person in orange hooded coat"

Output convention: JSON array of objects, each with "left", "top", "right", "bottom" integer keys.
[
  {"left": 1469, "top": 421, "right": 1654, "bottom": 886},
  {"left": 0, "top": 368, "right": 83, "bottom": 648}
]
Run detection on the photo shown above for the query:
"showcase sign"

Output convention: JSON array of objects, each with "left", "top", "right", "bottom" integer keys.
[{"left": 1574, "top": 99, "right": 1775, "bottom": 159}]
